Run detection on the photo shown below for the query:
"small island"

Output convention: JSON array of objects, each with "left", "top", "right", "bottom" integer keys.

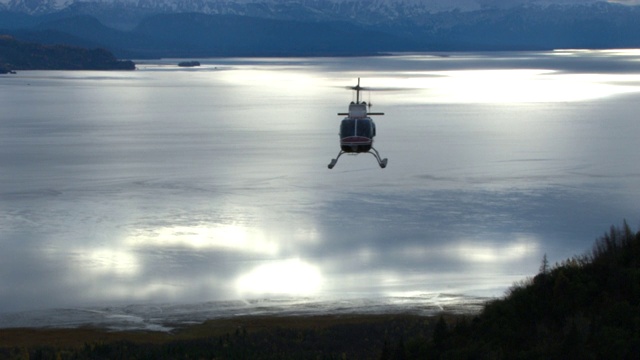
[
  {"left": 178, "top": 60, "right": 201, "bottom": 67},
  {"left": 0, "top": 35, "right": 135, "bottom": 72},
  {"left": 0, "top": 67, "right": 16, "bottom": 74}
]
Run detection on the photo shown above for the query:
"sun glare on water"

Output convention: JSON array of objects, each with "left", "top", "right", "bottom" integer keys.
[
  {"left": 381, "top": 68, "right": 640, "bottom": 104},
  {"left": 235, "top": 259, "right": 323, "bottom": 297},
  {"left": 125, "top": 224, "right": 280, "bottom": 255}
]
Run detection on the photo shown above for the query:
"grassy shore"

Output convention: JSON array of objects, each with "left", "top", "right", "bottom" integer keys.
[{"left": 0, "top": 313, "right": 461, "bottom": 359}]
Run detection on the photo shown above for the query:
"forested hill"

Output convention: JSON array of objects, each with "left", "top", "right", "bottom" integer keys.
[
  {"left": 415, "top": 221, "right": 640, "bottom": 359},
  {"left": 0, "top": 35, "right": 134, "bottom": 72}
]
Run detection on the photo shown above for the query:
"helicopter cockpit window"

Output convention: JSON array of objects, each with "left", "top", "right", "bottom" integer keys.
[
  {"left": 356, "top": 120, "right": 373, "bottom": 138},
  {"left": 340, "top": 119, "right": 356, "bottom": 138},
  {"left": 340, "top": 118, "right": 374, "bottom": 138}
]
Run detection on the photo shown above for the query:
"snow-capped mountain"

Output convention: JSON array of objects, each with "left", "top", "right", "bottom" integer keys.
[
  {"left": 2, "top": 0, "right": 639, "bottom": 57},
  {"left": 2, "top": 0, "right": 67, "bottom": 14},
  {"left": 0, "top": 0, "right": 610, "bottom": 16},
  {"left": 0, "top": 0, "right": 622, "bottom": 31}
]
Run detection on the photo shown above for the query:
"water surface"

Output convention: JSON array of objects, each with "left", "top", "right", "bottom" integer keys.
[{"left": 1, "top": 51, "right": 639, "bottom": 319}]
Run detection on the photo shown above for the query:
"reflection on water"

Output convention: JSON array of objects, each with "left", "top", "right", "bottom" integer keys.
[
  {"left": 126, "top": 225, "right": 280, "bottom": 254},
  {"left": 1, "top": 51, "right": 640, "bottom": 317},
  {"left": 236, "top": 259, "right": 323, "bottom": 297},
  {"left": 397, "top": 69, "right": 640, "bottom": 103}
]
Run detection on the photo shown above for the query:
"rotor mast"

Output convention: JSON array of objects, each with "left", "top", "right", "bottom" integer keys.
[
  {"left": 354, "top": 78, "right": 363, "bottom": 103},
  {"left": 338, "top": 78, "right": 385, "bottom": 117}
]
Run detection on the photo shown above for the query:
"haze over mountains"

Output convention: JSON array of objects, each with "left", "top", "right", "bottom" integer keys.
[{"left": 1, "top": 0, "right": 639, "bottom": 57}]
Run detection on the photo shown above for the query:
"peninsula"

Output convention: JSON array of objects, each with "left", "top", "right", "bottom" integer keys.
[{"left": 0, "top": 35, "right": 135, "bottom": 72}]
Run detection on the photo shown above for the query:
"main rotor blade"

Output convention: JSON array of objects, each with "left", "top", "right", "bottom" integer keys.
[{"left": 336, "top": 85, "right": 414, "bottom": 92}]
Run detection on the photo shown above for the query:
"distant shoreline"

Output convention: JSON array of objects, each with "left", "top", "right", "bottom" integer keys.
[{"left": 0, "top": 35, "right": 135, "bottom": 72}]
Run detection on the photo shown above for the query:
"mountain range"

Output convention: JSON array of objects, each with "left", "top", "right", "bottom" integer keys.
[{"left": 1, "top": 0, "right": 639, "bottom": 57}]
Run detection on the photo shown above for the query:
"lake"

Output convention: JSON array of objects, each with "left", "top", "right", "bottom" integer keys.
[{"left": 1, "top": 51, "right": 639, "bottom": 327}]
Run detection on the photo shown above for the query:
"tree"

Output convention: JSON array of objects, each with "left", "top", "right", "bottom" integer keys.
[{"left": 539, "top": 253, "right": 550, "bottom": 275}]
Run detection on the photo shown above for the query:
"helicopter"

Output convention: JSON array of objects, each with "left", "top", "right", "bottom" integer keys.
[{"left": 328, "top": 78, "right": 388, "bottom": 169}]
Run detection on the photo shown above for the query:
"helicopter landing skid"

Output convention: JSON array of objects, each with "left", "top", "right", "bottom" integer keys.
[{"left": 328, "top": 147, "right": 388, "bottom": 169}]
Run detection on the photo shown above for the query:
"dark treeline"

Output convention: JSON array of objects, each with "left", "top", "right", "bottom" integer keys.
[
  {"left": 0, "top": 35, "right": 134, "bottom": 72},
  {"left": 1, "top": 221, "right": 639, "bottom": 359},
  {"left": 407, "top": 221, "right": 640, "bottom": 359}
]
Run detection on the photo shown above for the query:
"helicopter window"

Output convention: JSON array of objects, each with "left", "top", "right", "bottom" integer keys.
[
  {"left": 356, "top": 120, "right": 373, "bottom": 137},
  {"left": 340, "top": 119, "right": 356, "bottom": 137},
  {"left": 340, "top": 119, "right": 374, "bottom": 138}
]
